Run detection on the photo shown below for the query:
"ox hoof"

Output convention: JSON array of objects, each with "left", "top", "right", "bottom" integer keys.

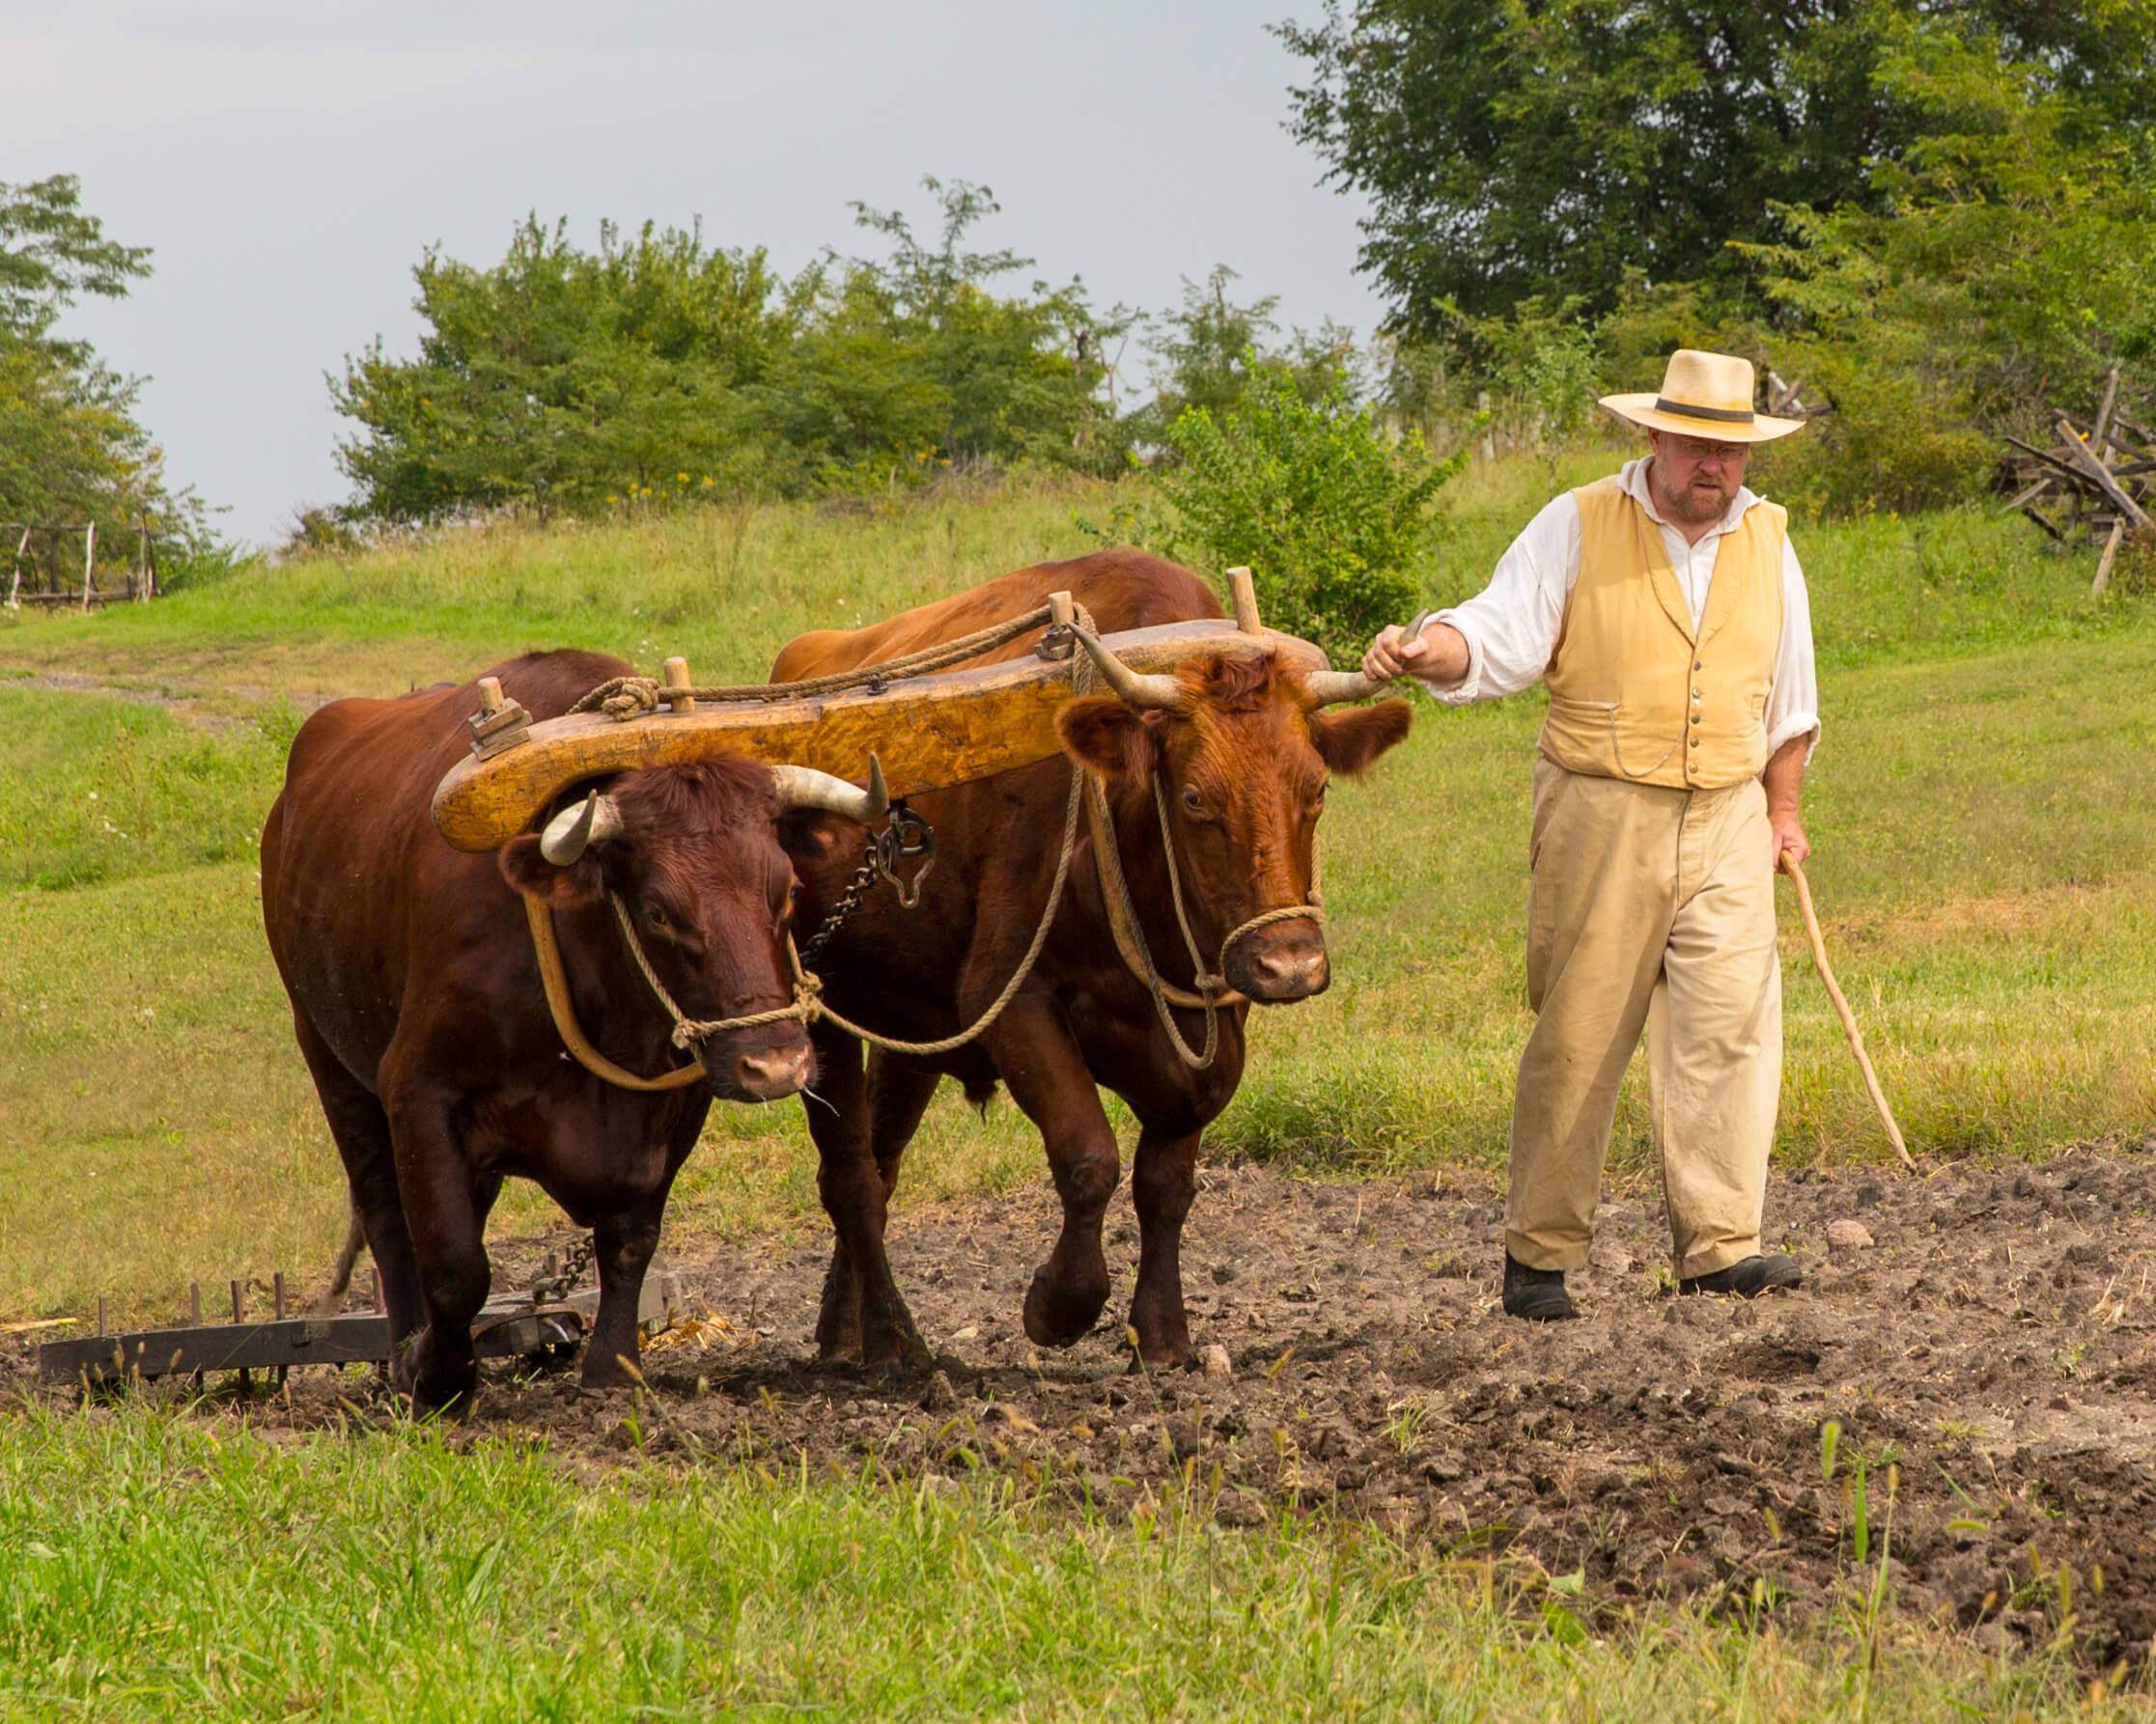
[
  {"left": 394, "top": 1330, "right": 478, "bottom": 1415},
  {"left": 578, "top": 1349, "right": 644, "bottom": 1394},
  {"left": 860, "top": 1315, "right": 933, "bottom": 1377},
  {"left": 1022, "top": 1269, "right": 1108, "bottom": 1349}
]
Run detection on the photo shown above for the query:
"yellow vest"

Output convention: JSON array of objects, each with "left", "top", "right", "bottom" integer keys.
[{"left": 1537, "top": 475, "right": 1786, "bottom": 791}]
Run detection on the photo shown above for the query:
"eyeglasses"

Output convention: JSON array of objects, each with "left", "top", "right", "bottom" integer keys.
[{"left": 1665, "top": 434, "right": 1749, "bottom": 464}]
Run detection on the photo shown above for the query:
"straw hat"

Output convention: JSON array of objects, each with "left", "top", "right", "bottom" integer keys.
[{"left": 1599, "top": 348, "right": 1804, "bottom": 443}]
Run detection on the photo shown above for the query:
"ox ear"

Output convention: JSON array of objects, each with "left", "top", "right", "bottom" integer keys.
[
  {"left": 498, "top": 833, "right": 607, "bottom": 909},
  {"left": 1309, "top": 699, "right": 1413, "bottom": 779},
  {"left": 775, "top": 808, "right": 846, "bottom": 865},
  {"left": 1056, "top": 696, "right": 1162, "bottom": 786}
]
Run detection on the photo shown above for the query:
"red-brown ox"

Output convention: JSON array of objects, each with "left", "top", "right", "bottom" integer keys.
[
  {"left": 770, "top": 549, "right": 1411, "bottom": 1369},
  {"left": 261, "top": 649, "right": 884, "bottom": 1409}
]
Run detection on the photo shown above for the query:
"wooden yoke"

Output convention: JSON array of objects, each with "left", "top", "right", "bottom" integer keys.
[{"left": 431, "top": 607, "right": 1325, "bottom": 853}]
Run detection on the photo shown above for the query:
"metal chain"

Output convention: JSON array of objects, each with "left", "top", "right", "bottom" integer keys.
[
  {"left": 529, "top": 1233, "right": 598, "bottom": 1304},
  {"left": 798, "top": 828, "right": 882, "bottom": 968}
]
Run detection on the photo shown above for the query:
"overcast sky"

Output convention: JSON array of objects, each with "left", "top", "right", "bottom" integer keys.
[{"left": 10, "top": 1, "right": 1387, "bottom": 545}]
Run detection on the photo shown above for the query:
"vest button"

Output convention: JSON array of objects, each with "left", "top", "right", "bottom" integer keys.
[
  {"left": 1691, "top": 713, "right": 1701, "bottom": 725},
  {"left": 1694, "top": 660, "right": 1704, "bottom": 671},
  {"left": 1689, "top": 735, "right": 1700, "bottom": 747}
]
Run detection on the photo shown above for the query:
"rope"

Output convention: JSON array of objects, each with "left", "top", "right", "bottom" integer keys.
[
  {"left": 610, "top": 892, "right": 824, "bottom": 1045},
  {"left": 810, "top": 763, "right": 1086, "bottom": 1057},
  {"left": 568, "top": 601, "right": 1065, "bottom": 720},
  {"left": 1083, "top": 772, "right": 1327, "bottom": 1049}
]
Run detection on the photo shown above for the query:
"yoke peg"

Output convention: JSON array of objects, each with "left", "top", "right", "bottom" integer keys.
[
  {"left": 663, "top": 657, "right": 695, "bottom": 714},
  {"left": 1228, "top": 567, "right": 1262, "bottom": 634}
]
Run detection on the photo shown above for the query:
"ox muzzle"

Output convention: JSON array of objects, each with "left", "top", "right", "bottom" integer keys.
[
  {"left": 1223, "top": 921, "right": 1330, "bottom": 1003},
  {"left": 702, "top": 1021, "right": 815, "bottom": 1104}
]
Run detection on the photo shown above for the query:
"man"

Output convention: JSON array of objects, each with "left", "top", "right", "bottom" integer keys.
[{"left": 1361, "top": 349, "right": 1819, "bottom": 1321}]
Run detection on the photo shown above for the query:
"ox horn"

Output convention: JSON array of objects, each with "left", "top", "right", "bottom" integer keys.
[
  {"left": 540, "top": 791, "right": 625, "bottom": 865},
  {"left": 1068, "top": 626, "right": 1185, "bottom": 710},
  {"left": 768, "top": 754, "right": 890, "bottom": 824},
  {"left": 1305, "top": 608, "right": 1435, "bottom": 707},
  {"left": 1302, "top": 668, "right": 1389, "bottom": 707}
]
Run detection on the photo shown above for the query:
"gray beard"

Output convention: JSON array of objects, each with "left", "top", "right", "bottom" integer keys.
[{"left": 1653, "top": 473, "right": 1729, "bottom": 526}]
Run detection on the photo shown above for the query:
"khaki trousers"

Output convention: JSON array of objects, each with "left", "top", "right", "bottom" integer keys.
[{"left": 1505, "top": 757, "right": 1781, "bottom": 1278}]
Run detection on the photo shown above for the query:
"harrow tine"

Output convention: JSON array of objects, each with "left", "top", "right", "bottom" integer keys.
[{"left": 231, "top": 1281, "right": 250, "bottom": 1396}]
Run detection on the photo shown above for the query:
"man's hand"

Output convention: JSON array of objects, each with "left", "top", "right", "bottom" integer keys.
[
  {"left": 1360, "top": 621, "right": 1428, "bottom": 682},
  {"left": 1770, "top": 810, "right": 1809, "bottom": 874},
  {"left": 1360, "top": 616, "right": 1470, "bottom": 686}
]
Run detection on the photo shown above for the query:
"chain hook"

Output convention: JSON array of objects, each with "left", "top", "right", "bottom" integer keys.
[{"left": 874, "top": 801, "right": 937, "bottom": 909}]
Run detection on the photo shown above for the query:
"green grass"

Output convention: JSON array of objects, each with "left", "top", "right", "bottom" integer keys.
[
  {"left": 0, "top": 689, "right": 293, "bottom": 891},
  {"left": 0, "top": 1404, "right": 2138, "bottom": 1721}
]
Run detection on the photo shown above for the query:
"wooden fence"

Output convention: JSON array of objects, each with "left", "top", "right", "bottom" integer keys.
[{"left": 3, "top": 519, "right": 159, "bottom": 610}]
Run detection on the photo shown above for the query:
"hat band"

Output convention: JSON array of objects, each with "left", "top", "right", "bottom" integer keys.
[{"left": 1655, "top": 397, "right": 1754, "bottom": 426}]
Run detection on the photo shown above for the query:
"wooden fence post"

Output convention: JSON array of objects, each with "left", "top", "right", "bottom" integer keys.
[
  {"left": 136, "top": 519, "right": 150, "bottom": 602},
  {"left": 80, "top": 521, "right": 96, "bottom": 612},
  {"left": 6, "top": 525, "right": 26, "bottom": 609}
]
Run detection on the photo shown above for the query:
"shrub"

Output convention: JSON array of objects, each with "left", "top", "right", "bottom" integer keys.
[{"left": 1095, "top": 361, "right": 1463, "bottom": 663}]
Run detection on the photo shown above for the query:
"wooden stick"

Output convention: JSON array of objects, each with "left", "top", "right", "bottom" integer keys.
[
  {"left": 2092, "top": 518, "right": 2127, "bottom": 598},
  {"left": 7, "top": 524, "right": 26, "bottom": 608},
  {"left": 2092, "top": 365, "right": 2121, "bottom": 457},
  {"left": 1995, "top": 476, "right": 2052, "bottom": 516},
  {"left": 2058, "top": 415, "right": 2151, "bottom": 529},
  {"left": 1226, "top": 566, "right": 1262, "bottom": 634},
  {"left": 1781, "top": 855, "right": 1915, "bottom": 1171},
  {"left": 80, "top": 521, "right": 96, "bottom": 613}
]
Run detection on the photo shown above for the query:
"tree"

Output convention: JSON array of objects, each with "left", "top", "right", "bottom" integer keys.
[
  {"left": 1276, "top": 0, "right": 2156, "bottom": 329},
  {"left": 1734, "top": 15, "right": 2156, "bottom": 511},
  {"left": 1126, "top": 266, "right": 1363, "bottom": 451},
  {"left": 332, "top": 181, "right": 1134, "bottom": 520},
  {"left": 778, "top": 179, "right": 1133, "bottom": 487},
  {"left": 0, "top": 175, "right": 210, "bottom": 562},
  {"left": 333, "top": 217, "right": 811, "bottom": 520}
]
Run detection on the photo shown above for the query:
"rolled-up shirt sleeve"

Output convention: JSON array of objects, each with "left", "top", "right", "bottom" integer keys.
[
  {"left": 1766, "top": 538, "right": 1821, "bottom": 763},
  {"left": 1414, "top": 492, "right": 1578, "bottom": 705}
]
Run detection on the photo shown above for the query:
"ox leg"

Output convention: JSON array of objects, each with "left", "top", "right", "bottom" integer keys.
[
  {"left": 288, "top": 1011, "right": 422, "bottom": 1348},
  {"left": 1129, "top": 1124, "right": 1203, "bottom": 1367},
  {"left": 382, "top": 1092, "right": 491, "bottom": 1412},
  {"left": 815, "top": 1053, "right": 939, "bottom": 1362},
  {"left": 806, "top": 1026, "right": 930, "bottom": 1371},
  {"left": 581, "top": 1195, "right": 666, "bottom": 1391},
  {"left": 990, "top": 1003, "right": 1119, "bottom": 1349}
]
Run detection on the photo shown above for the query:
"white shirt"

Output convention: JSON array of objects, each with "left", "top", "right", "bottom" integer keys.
[{"left": 1418, "top": 459, "right": 1820, "bottom": 762}]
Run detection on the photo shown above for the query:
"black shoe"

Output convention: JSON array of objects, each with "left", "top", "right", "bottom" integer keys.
[
  {"left": 1677, "top": 1254, "right": 1803, "bottom": 1298},
  {"left": 1501, "top": 1252, "right": 1579, "bottom": 1321}
]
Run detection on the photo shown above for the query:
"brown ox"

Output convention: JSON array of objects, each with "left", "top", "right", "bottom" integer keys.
[
  {"left": 261, "top": 649, "right": 881, "bottom": 1408},
  {"left": 770, "top": 550, "right": 1411, "bottom": 1368}
]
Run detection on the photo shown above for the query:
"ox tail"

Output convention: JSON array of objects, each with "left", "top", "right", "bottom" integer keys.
[
  {"left": 962, "top": 1076, "right": 1000, "bottom": 1116},
  {"left": 310, "top": 1202, "right": 370, "bottom": 1321}
]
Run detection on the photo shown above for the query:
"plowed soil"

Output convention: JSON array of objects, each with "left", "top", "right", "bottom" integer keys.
[{"left": 14, "top": 1135, "right": 2156, "bottom": 1664}]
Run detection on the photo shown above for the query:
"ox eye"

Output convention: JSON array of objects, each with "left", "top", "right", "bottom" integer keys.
[
  {"left": 645, "top": 903, "right": 670, "bottom": 931},
  {"left": 1180, "top": 788, "right": 1206, "bottom": 817}
]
